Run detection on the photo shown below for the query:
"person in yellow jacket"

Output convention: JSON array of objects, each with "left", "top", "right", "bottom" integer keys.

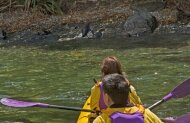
[
  {"left": 90, "top": 56, "right": 142, "bottom": 112},
  {"left": 93, "top": 73, "right": 164, "bottom": 123}
]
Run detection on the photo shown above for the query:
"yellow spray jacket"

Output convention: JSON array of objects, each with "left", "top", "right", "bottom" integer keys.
[
  {"left": 90, "top": 81, "right": 142, "bottom": 111},
  {"left": 93, "top": 105, "right": 164, "bottom": 123}
]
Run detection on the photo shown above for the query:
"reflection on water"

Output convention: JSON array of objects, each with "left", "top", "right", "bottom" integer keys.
[{"left": 0, "top": 33, "right": 189, "bottom": 122}]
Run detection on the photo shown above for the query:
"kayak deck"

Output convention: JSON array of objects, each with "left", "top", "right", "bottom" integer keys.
[{"left": 77, "top": 96, "right": 91, "bottom": 123}]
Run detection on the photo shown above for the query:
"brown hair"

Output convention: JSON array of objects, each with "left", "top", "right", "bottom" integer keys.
[
  {"left": 102, "top": 73, "right": 130, "bottom": 105},
  {"left": 101, "top": 56, "right": 123, "bottom": 76}
]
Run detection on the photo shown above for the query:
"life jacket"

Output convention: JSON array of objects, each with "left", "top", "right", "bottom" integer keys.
[
  {"left": 109, "top": 111, "right": 144, "bottom": 123},
  {"left": 99, "top": 82, "right": 107, "bottom": 110}
]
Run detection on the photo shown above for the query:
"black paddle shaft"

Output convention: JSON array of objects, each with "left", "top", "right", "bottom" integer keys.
[
  {"left": 47, "top": 105, "right": 95, "bottom": 113},
  {"left": 148, "top": 99, "right": 165, "bottom": 110}
]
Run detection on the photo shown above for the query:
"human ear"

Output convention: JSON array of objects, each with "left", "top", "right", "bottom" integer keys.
[
  {"left": 103, "top": 93, "right": 109, "bottom": 106},
  {"left": 104, "top": 93, "right": 113, "bottom": 106}
]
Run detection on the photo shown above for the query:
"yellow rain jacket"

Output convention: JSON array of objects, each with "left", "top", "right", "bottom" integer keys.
[
  {"left": 90, "top": 81, "right": 142, "bottom": 111},
  {"left": 93, "top": 105, "right": 164, "bottom": 123}
]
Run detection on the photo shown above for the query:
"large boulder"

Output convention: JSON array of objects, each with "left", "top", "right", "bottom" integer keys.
[{"left": 124, "top": 12, "right": 158, "bottom": 36}]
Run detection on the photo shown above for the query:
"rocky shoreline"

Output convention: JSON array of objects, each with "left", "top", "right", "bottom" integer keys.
[{"left": 0, "top": 1, "right": 190, "bottom": 47}]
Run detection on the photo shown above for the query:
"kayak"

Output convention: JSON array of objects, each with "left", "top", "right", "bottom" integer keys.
[{"left": 77, "top": 96, "right": 91, "bottom": 123}]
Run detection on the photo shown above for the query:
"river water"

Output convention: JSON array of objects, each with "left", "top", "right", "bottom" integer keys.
[{"left": 0, "top": 33, "right": 189, "bottom": 123}]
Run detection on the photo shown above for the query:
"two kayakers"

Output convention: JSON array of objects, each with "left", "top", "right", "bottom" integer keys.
[
  {"left": 89, "top": 56, "right": 142, "bottom": 121},
  {"left": 93, "top": 73, "right": 164, "bottom": 123}
]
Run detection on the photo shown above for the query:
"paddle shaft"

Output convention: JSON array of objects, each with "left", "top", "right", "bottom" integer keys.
[
  {"left": 46, "top": 104, "right": 94, "bottom": 113},
  {"left": 148, "top": 77, "right": 190, "bottom": 110},
  {"left": 148, "top": 99, "right": 164, "bottom": 110}
]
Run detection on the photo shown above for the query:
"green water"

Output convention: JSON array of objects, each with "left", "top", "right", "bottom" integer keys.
[{"left": 0, "top": 33, "right": 190, "bottom": 123}]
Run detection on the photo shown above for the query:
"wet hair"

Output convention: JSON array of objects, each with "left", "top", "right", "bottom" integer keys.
[
  {"left": 102, "top": 73, "right": 130, "bottom": 105},
  {"left": 101, "top": 56, "right": 123, "bottom": 76}
]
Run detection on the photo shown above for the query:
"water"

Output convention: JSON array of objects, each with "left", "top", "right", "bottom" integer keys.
[{"left": 0, "top": 33, "right": 189, "bottom": 123}]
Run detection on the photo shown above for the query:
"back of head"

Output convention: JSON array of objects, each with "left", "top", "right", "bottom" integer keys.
[
  {"left": 101, "top": 56, "right": 123, "bottom": 76},
  {"left": 102, "top": 73, "right": 130, "bottom": 105}
]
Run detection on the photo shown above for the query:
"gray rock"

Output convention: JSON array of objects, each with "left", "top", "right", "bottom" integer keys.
[
  {"left": 0, "top": 30, "right": 7, "bottom": 40},
  {"left": 124, "top": 12, "right": 158, "bottom": 36},
  {"left": 81, "top": 22, "right": 94, "bottom": 37},
  {"left": 94, "top": 28, "right": 105, "bottom": 39}
]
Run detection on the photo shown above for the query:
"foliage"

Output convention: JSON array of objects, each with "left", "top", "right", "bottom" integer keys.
[
  {"left": 0, "top": 0, "right": 17, "bottom": 12},
  {"left": 1, "top": 0, "right": 114, "bottom": 14},
  {"left": 23, "top": 0, "right": 63, "bottom": 14}
]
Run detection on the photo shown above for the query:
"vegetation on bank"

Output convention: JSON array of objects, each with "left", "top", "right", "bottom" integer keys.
[
  {"left": 0, "top": 0, "right": 189, "bottom": 32},
  {"left": 0, "top": 0, "right": 115, "bottom": 14},
  {"left": 1, "top": 0, "right": 189, "bottom": 15}
]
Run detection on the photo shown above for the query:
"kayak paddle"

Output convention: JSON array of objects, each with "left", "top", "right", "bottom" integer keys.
[
  {"left": 148, "top": 77, "right": 190, "bottom": 110},
  {"left": 0, "top": 98, "right": 94, "bottom": 113},
  {"left": 162, "top": 114, "right": 190, "bottom": 123}
]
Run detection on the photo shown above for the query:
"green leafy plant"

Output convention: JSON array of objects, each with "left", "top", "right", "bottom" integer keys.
[{"left": 23, "top": 0, "right": 63, "bottom": 14}]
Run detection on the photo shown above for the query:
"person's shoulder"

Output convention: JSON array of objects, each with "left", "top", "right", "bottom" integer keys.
[
  {"left": 91, "top": 81, "right": 102, "bottom": 88},
  {"left": 90, "top": 81, "right": 102, "bottom": 96},
  {"left": 144, "top": 109, "right": 164, "bottom": 123},
  {"left": 129, "top": 84, "right": 136, "bottom": 91},
  {"left": 144, "top": 108, "right": 154, "bottom": 116}
]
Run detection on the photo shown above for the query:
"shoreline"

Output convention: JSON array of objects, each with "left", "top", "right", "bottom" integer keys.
[{"left": 0, "top": 1, "right": 190, "bottom": 46}]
